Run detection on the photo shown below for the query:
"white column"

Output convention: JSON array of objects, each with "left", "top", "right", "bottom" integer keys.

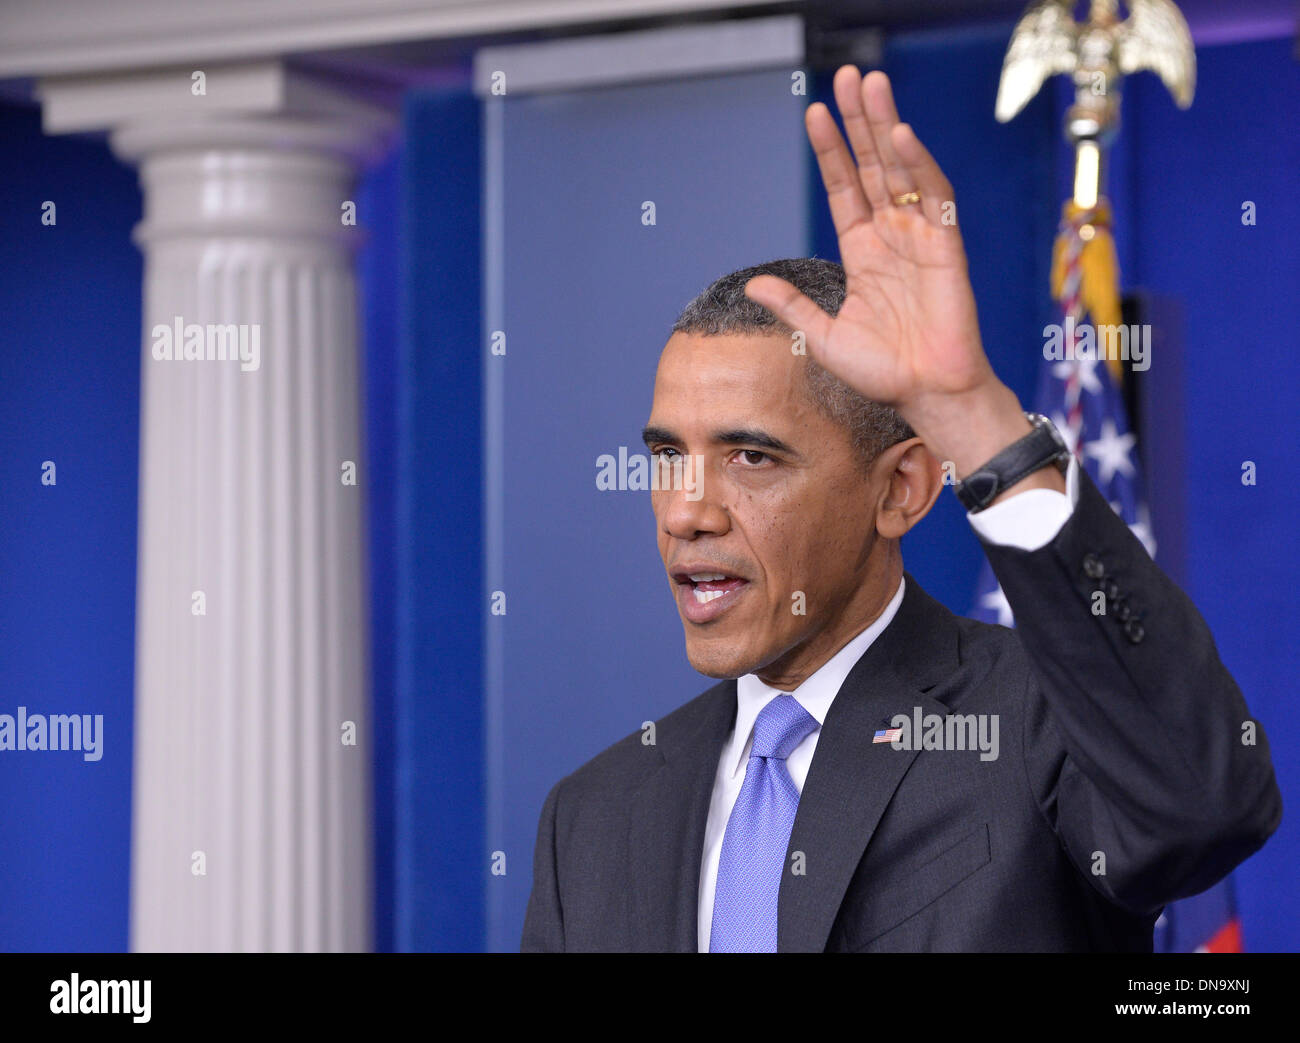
[{"left": 41, "top": 66, "right": 394, "bottom": 952}]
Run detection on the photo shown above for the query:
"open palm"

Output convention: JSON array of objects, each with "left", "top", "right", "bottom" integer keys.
[{"left": 746, "top": 67, "right": 994, "bottom": 413}]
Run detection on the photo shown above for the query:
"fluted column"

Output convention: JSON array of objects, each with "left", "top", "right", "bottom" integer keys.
[{"left": 38, "top": 68, "right": 394, "bottom": 951}]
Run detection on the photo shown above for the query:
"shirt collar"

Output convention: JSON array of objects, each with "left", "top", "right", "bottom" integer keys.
[{"left": 726, "top": 576, "right": 906, "bottom": 780}]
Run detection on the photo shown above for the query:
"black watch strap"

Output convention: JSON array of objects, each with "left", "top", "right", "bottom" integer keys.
[{"left": 953, "top": 413, "right": 1070, "bottom": 513}]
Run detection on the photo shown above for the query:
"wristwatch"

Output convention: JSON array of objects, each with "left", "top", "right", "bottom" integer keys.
[{"left": 953, "top": 412, "right": 1070, "bottom": 513}]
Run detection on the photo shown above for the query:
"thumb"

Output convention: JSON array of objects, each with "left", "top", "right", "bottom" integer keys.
[{"left": 743, "top": 275, "right": 834, "bottom": 350}]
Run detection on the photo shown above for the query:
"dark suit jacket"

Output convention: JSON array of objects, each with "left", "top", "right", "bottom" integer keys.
[{"left": 521, "top": 469, "right": 1282, "bottom": 951}]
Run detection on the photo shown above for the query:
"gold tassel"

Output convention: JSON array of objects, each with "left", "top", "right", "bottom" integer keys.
[{"left": 1050, "top": 199, "right": 1124, "bottom": 384}]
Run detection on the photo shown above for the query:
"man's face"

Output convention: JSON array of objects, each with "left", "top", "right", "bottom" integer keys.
[{"left": 644, "top": 330, "right": 887, "bottom": 685}]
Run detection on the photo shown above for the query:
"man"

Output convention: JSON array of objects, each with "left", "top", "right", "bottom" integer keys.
[{"left": 521, "top": 67, "right": 1280, "bottom": 952}]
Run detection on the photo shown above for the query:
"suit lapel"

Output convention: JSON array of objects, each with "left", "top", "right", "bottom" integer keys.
[
  {"left": 778, "top": 575, "right": 963, "bottom": 952},
  {"left": 628, "top": 680, "right": 735, "bottom": 951}
]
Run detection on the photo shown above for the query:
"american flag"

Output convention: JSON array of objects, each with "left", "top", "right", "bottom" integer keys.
[
  {"left": 969, "top": 344, "right": 1155, "bottom": 631},
  {"left": 968, "top": 299, "right": 1241, "bottom": 953}
]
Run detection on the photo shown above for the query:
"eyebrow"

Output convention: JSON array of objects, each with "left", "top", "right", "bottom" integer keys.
[{"left": 641, "top": 425, "right": 797, "bottom": 457}]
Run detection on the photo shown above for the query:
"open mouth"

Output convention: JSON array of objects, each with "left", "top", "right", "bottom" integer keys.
[
  {"left": 671, "top": 567, "right": 751, "bottom": 623},
  {"left": 685, "top": 572, "right": 746, "bottom": 604}
]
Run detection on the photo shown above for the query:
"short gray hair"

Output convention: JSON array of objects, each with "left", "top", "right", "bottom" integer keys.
[{"left": 671, "top": 257, "right": 914, "bottom": 465}]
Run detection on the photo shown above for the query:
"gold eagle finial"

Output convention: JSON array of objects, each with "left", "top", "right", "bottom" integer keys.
[
  {"left": 996, "top": 0, "right": 1195, "bottom": 207},
  {"left": 996, "top": 0, "right": 1195, "bottom": 127}
]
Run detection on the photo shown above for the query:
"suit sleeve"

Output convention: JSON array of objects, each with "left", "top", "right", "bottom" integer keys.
[
  {"left": 981, "top": 466, "right": 1282, "bottom": 915},
  {"left": 520, "top": 779, "right": 566, "bottom": 952}
]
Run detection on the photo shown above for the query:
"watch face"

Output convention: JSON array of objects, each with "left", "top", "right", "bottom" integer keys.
[{"left": 1032, "top": 413, "right": 1066, "bottom": 451}]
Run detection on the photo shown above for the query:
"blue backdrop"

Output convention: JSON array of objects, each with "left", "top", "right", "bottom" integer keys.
[
  {"left": 0, "top": 105, "right": 141, "bottom": 951},
  {"left": 1122, "top": 37, "right": 1300, "bottom": 953}
]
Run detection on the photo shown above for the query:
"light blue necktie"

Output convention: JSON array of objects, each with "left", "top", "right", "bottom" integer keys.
[{"left": 710, "top": 693, "right": 818, "bottom": 952}]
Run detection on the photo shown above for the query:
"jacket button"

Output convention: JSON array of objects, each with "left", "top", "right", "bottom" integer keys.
[
  {"left": 1113, "top": 599, "right": 1132, "bottom": 622},
  {"left": 1125, "top": 618, "right": 1145, "bottom": 644},
  {"left": 1104, "top": 579, "right": 1121, "bottom": 602},
  {"left": 1083, "top": 554, "right": 1104, "bottom": 579}
]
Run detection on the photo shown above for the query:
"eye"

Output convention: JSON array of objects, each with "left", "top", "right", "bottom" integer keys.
[
  {"left": 651, "top": 446, "right": 681, "bottom": 461},
  {"left": 736, "top": 450, "right": 770, "bottom": 466}
]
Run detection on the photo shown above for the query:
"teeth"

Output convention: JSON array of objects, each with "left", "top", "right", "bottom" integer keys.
[
  {"left": 688, "top": 572, "right": 728, "bottom": 582},
  {"left": 692, "top": 588, "right": 727, "bottom": 604}
]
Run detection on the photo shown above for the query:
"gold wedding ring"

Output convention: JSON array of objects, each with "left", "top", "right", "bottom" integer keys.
[{"left": 892, "top": 190, "right": 921, "bottom": 207}]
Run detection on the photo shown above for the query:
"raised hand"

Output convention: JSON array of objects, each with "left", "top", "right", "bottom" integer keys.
[{"left": 745, "top": 67, "right": 1040, "bottom": 480}]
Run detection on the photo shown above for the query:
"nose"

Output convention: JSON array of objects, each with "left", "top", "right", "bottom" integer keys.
[{"left": 657, "top": 469, "right": 730, "bottom": 541}]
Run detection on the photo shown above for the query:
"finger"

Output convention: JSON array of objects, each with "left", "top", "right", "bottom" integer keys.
[
  {"left": 805, "top": 102, "right": 873, "bottom": 236},
  {"left": 892, "top": 122, "right": 956, "bottom": 228},
  {"left": 831, "top": 65, "right": 891, "bottom": 210},
  {"left": 743, "top": 275, "right": 835, "bottom": 348},
  {"left": 862, "top": 71, "right": 916, "bottom": 200}
]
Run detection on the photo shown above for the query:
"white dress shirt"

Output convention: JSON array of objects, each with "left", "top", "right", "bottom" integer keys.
[{"left": 696, "top": 457, "right": 1081, "bottom": 951}]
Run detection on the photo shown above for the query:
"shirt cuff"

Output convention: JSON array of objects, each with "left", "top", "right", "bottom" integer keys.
[{"left": 966, "top": 455, "right": 1080, "bottom": 551}]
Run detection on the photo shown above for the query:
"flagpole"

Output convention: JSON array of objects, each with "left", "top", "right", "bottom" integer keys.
[{"left": 984, "top": 0, "right": 1244, "bottom": 955}]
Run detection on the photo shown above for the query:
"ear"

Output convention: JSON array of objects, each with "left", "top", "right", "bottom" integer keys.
[{"left": 871, "top": 438, "right": 944, "bottom": 540}]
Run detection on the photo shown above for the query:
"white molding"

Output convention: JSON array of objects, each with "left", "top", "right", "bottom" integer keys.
[
  {"left": 472, "top": 14, "right": 804, "bottom": 95},
  {"left": 0, "top": 0, "right": 785, "bottom": 80},
  {"left": 39, "top": 60, "right": 395, "bottom": 138}
]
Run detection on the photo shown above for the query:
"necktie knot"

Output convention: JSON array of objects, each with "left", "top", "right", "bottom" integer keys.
[{"left": 750, "top": 694, "right": 817, "bottom": 761}]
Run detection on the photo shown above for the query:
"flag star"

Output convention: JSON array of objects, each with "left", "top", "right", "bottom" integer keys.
[
  {"left": 1130, "top": 504, "right": 1157, "bottom": 558},
  {"left": 1052, "top": 355, "right": 1103, "bottom": 396},
  {"left": 1084, "top": 418, "right": 1137, "bottom": 485},
  {"left": 980, "top": 585, "right": 1015, "bottom": 627}
]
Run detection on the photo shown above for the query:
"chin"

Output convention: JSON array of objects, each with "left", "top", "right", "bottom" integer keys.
[{"left": 684, "top": 638, "right": 763, "bottom": 681}]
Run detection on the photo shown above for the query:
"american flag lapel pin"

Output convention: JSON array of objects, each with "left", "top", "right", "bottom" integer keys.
[{"left": 873, "top": 726, "right": 902, "bottom": 744}]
